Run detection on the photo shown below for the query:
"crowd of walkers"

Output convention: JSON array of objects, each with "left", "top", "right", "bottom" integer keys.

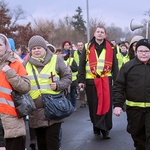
[{"left": 0, "top": 25, "right": 150, "bottom": 150}]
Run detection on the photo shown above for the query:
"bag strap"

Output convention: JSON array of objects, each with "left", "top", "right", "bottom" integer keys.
[{"left": 31, "top": 65, "right": 41, "bottom": 89}]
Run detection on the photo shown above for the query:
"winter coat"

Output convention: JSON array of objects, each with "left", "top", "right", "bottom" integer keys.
[
  {"left": 113, "top": 57, "right": 150, "bottom": 109},
  {"left": 24, "top": 50, "right": 72, "bottom": 128},
  {"left": 0, "top": 52, "right": 31, "bottom": 138}
]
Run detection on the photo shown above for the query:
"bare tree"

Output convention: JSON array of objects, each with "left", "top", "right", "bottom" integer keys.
[{"left": 11, "top": 5, "right": 26, "bottom": 27}]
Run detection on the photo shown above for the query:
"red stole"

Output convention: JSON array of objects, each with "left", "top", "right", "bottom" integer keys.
[{"left": 88, "top": 41, "right": 113, "bottom": 115}]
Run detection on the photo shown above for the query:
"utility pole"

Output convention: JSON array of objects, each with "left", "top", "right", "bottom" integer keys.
[{"left": 86, "top": 0, "right": 90, "bottom": 42}]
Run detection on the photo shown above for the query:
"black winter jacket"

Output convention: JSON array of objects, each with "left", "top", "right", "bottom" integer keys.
[{"left": 113, "top": 57, "right": 150, "bottom": 108}]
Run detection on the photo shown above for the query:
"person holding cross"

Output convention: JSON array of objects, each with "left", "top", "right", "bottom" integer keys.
[{"left": 24, "top": 35, "right": 72, "bottom": 150}]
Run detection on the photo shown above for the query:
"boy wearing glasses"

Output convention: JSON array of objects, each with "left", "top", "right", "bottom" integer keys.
[{"left": 113, "top": 39, "right": 150, "bottom": 150}]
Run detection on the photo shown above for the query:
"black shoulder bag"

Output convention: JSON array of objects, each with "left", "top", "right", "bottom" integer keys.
[
  {"left": 11, "top": 91, "right": 36, "bottom": 118},
  {"left": 31, "top": 65, "right": 74, "bottom": 120}
]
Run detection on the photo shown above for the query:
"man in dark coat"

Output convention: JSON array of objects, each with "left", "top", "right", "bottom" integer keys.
[{"left": 78, "top": 26, "right": 118, "bottom": 139}]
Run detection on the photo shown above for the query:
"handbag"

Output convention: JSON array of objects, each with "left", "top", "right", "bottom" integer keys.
[
  {"left": 11, "top": 90, "right": 36, "bottom": 118},
  {"left": 42, "top": 92, "right": 74, "bottom": 120},
  {"left": 31, "top": 65, "right": 74, "bottom": 120}
]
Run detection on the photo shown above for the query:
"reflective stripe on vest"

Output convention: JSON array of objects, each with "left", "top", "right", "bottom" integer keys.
[
  {"left": 66, "top": 58, "right": 77, "bottom": 81},
  {"left": 0, "top": 98, "right": 15, "bottom": 107},
  {"left": 0, "top": 87, "right": 12, "bottom": 94},
  {"left": 26, "top": 55, "right": 61, "bottom": 99},
  {"left": 85, "top": 45, "right": 111, "bottom": 79},
  {"left": 126, "top": 100, "right": 150, "bottom": 107},
  {"left": 28, "top": 74, "right": 59, "bottom": 81},
  {"left": 73, "top": 51, "right": 79, "bottom": 66}
]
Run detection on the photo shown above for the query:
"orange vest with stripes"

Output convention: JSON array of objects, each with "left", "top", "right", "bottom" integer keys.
[{"left": 0, "top": 60, "right": 27, "bottom": 117}]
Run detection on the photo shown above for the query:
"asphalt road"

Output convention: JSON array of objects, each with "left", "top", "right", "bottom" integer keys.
[{"left": 61, "top": 103, "right": 135, "bottom": 150}]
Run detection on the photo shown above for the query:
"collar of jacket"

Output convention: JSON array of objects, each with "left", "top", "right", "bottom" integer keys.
[{"left": 89, "top": 37, "right": 106, "bottom": 49}]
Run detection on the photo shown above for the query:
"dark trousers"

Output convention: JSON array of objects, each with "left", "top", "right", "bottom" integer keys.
[
  {"left": 126, "top": 108, "right": 150, "bottom": 150},
  {"left": 86, "top": 84, "right": 112, "bottom": 131},
  {"left": 6, "top": 136, "right": 25, "bottom": 150},
  {"left": 35, "top": 122, "right": 61, "bottom": 150},
  {"left": 70, "top": 86, "right": 77, "bottom": 108}
]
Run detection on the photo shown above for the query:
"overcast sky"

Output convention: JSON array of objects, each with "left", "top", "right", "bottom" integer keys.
[{"left": 7, "top": 0, "right": 150, "bottom": 30}]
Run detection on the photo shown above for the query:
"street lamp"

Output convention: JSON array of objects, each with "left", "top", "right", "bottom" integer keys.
[{"left": 86, "top": 0, "right": 90, "bottom": 42}]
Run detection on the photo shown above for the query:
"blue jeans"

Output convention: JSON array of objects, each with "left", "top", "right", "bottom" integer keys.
[{"left": 70, "top": 86, "right": 77, "bottom": 108}]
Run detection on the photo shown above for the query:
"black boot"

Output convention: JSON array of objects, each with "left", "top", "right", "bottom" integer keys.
[
  {"left": 93, "top": 127, "right": 101, "bottom": 135},
  {"left": 101, "top": 130, "right": 111, "bottom": 139}
]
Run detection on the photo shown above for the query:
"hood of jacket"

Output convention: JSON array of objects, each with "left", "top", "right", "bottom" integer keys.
[{"left": 129, "top": 36, "right": 144, "bottom": 48}]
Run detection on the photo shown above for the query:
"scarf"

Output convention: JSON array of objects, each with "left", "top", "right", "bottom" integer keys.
[
  {"left": 88, "top": 41, "right": 113, "bottom": 115},
  {"left": 31, "top": 51, "right": 46, "bottom": 62}
]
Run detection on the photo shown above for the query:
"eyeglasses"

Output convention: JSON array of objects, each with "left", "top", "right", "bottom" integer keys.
[{"left": 137, "top": 50, "right": 150, "bottom": 54}]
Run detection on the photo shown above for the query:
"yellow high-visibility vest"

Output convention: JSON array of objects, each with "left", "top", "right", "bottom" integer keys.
[
  {"left": 26, "top": 55, "right": 61, "bottom": 99},
  {"left": 122, "top": 55, "right": 130, "bottom": 64},
  {"left": 73, "top": 51, "right": 79, "bottom": 66},
  {"left": 65, "top": 57, "right": 77, "bottom": 81},
  {"left": 85, "top": 43, "right": 112, "bottom": 79},
  {"left": 116, "top": 45, "right": 123, "bottom": 69}
]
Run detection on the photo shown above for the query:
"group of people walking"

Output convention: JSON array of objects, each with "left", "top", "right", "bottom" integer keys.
[{"left": 0, "top": 25, "right": 150, "bottom": 150}]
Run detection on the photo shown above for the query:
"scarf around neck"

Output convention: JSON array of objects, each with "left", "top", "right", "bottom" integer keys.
[{"left": 88, "top": 40, "right": 113, "bottom": 115}]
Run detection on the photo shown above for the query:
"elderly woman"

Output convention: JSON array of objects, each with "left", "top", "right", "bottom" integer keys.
[
  {"left": 24, "top": 35, "right": 72, "bottom": 150},
  {"left": 0, "top": 33, "right": 31, "bottom": 150}
]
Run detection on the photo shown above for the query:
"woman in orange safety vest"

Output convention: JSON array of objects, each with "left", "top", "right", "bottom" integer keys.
[{"left": 0, "top": 33, "right": 30, "bottom": 150}]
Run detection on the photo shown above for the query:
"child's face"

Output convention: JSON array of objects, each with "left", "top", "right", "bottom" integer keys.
[
  {"left": 16, "top": 48, "right": 22, "bottom": 56},
  {"left": 136, "top": 45, "right": 150, "bottom": 63},
  {"left": 120, "top": 46, "right": 127, "bottom": 53}
]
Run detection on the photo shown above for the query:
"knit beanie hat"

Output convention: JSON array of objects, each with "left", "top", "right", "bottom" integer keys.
[
  {"left": 28, "top": 35, "right": 47, "bottom": 50},
  {"left": 136, "top": 39, "right": 150, "bottom": 50}
]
